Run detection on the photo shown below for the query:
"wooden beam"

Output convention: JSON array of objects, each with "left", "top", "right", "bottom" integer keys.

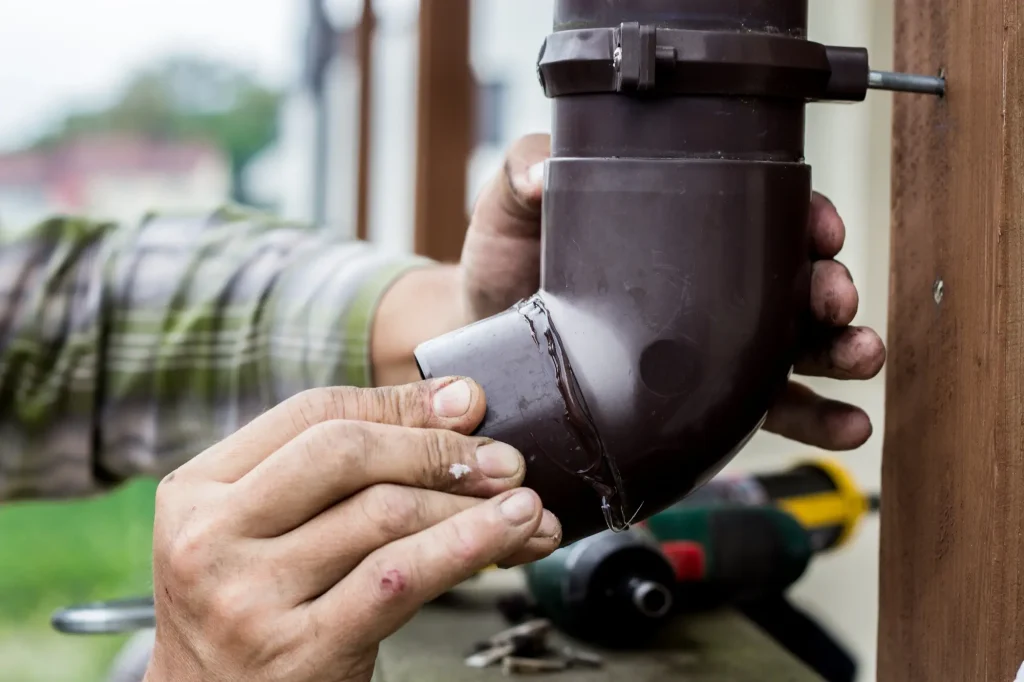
[
  {"left": 879, "top": 2, "right": 1024, "bottom": 681},
  {"left": 355, "top": 0, "right": 376, "bottom": 242},
  {"left": 413, "top": 0, "right": 474, "bottom": 263}
]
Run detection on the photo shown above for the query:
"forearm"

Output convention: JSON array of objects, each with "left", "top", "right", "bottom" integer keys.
[
  {"left": 371, "top": 264, "right": 467, "bottom": 387},
  {"left": 0, "top": 209, "right": 448, "bottom": 501}
]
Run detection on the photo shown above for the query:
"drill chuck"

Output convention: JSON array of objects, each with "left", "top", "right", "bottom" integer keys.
[
  {"left": 523, "top": 528, "right": 675, "bottom": 647},
  {"left": 628, "top": 578, "right": 673, "bottom": 618}
]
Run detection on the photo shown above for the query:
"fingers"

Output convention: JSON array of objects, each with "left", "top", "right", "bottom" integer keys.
[
  {"left": 497, "top": 526, "right": 564, "bottom": 569},
  {"left": 763, "top": 382, "right": 873, "bottom": 451},
  {"left": 234, "top": 422, "right": 526, "bottom": 537},
  {"left": 191, "top": 377, "right": 487, "bottom": 482},
  {"left": 810, "top": 259, "right": 859, "bottom": 327},
  {"left": 461, "top": 134, "right": 550, "bottom": 320},
  {"left": 313, "top": 489, "right": 546, "bottom": 646},
  {"left": 809, "top": 192, "right": 846, "bottom": 259},
  {"left": 271, "top": 485, "right": 561, "bottom": 601},
  {"left": 271, "top": 485, "right": 476, "bottom": 600},
  {"left": 795, "top": 326, "right": 887, "bottom": 380}
]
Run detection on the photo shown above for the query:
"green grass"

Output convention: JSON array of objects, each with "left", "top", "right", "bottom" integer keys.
[{"left": 0, "top": 479, "right": 157, "bottom": 682}]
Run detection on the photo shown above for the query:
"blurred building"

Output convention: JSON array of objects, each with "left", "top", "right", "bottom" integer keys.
[
  {"left": 0, "top": 134, "right": 231, "bottom": 235},
  {"left": 261, "top": 0, "right": 551, "bottom": 251}
]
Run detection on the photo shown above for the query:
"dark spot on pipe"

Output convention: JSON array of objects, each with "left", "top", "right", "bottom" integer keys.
[{"left": 640, "top": 339, "right": 695, "bottom": 397}]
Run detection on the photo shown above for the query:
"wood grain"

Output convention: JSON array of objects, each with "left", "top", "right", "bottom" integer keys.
[
  {"left": 879, "top": 1, "right": 1024, "bottom": 680},
  {"left": 413, "top": 0, "right": 474, "bottom": 263}
]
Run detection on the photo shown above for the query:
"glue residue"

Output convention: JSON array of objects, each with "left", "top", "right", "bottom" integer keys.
[{"left": 516, "top": 295, "right": 632, "bottom": 532}]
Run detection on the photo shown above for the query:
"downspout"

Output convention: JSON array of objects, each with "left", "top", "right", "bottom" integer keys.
[{"left": 415, "top": 0, "right": 944, "bottom": 545}]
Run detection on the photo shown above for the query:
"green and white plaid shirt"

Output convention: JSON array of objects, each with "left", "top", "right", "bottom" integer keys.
[{"left": 0, "top": 208, "right": 429, "bottom": 501}]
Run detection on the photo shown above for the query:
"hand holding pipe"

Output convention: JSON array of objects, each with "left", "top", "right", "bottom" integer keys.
[{"left": 416, "top": 0, "right": 942, "bottom": 547}]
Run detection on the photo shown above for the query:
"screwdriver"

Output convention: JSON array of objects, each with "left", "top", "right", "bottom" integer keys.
[{"left": 677, "top": 458, "right": 879, "bottom": 553}]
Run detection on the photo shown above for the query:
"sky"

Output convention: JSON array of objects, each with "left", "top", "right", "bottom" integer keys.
[{"left": 0, "top": 0, "right": 301, "bottom": 151}]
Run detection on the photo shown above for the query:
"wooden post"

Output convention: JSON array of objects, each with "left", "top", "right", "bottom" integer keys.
[
  {"left": 879, "top": 2, "right": 1024, "bottom": 681},
  {"left": 355, "top": 0, "right": 376, "bottom": 242},
  {"left": 413, "top": 0, "right": 474, "bottom": 263}
]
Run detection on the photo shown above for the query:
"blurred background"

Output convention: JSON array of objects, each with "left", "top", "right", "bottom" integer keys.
[{"left": 0, "top": 1, "right": 894, "bottom": 681}]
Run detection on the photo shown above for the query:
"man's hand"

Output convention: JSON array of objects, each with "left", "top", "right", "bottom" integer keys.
[
  {"left": 459, "top": 134, "right": 885, "bottom": 451},
  {"left": 144, "top": 378, "right": 560, "bottom": 682}
]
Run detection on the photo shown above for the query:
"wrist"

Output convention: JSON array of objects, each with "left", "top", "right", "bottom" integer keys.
[{"left": 370, "top": 264, "right": 468, "bottom": 387}]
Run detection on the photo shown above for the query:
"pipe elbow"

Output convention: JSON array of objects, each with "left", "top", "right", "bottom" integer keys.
[
  {"left": 416, "top": 0, "right": 830, "bottom": 545},
  {"left": 416, "top": 160, "right": 810, "bottom": 545}
]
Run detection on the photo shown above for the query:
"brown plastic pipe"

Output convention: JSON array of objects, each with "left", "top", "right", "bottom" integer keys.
[{"left": 415, "top": 0, "right": 893, "bottom": 545}]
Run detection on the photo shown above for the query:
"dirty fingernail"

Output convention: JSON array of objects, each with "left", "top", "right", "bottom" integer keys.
[
  {"left": 499, "top": 490, "right": 538, "bottom": 525},
  {"left": 534, "top": 510, "right": 561, "bottom": 539},
  {"left": 527, "top": 162, "right": 545, "bottom": 187},
  {"left": 433, "top": 380, "right": 472, "bottom": 418},
  {"left": 477, "top": 442, "right": 523, "bottom": 479}
]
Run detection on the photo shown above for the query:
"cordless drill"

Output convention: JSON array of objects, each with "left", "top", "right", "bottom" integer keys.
[{"left": 679, "top": 458, "right": 878, "bottom": 553}]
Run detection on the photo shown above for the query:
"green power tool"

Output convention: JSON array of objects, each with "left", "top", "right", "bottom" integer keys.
[
  {"left": 645, "top": 505, "right": 813, "bottom": 610},
  {"left": 523, "top": 505, "right": 815, "bottom": 643},
  {"left": 522, "top": 527, "right": 677, "bottom": 647}
]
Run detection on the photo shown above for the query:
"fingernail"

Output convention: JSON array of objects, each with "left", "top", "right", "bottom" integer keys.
[
  {"left": 433, "top": 380, "right": 472, "bottom": 418},
  {"left": 527, "top": 162, "right": 545, "bottom": 188},
  {"left": 477, "top": 442, "right": 523, "bottom": 479},
  {"left": 499, "top": 490, "right": 538, "bottom": 525},
  {"left": 534, "top": 510, "right": 561, "bottom": 539}
]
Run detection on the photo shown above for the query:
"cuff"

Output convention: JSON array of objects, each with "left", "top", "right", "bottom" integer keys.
[{"left": 343, "top": 256, "right": 436, "bottom": 388}]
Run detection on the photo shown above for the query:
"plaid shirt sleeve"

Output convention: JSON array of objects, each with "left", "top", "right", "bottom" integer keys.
[{"left": 0, "top": 207, "right": 432, "bottom": 501}]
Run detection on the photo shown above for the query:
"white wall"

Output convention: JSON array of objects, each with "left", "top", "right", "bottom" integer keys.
[
  {"left": 365, "top": 0, "right": 419, "bottom": 254},
  {"left": 468, "top": 0, "right": 552, "bottom": 204},
  {"left": 323, "top": 53, "right": 361, "bottom": 237}
]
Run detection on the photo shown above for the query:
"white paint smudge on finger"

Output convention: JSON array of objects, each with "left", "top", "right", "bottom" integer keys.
[{"left": 450, "top": 463, "right": 472, "bottom": 480}]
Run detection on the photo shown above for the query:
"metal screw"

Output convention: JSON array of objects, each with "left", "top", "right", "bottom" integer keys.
[
  {"left": 869, "top": 70, "right": 946, "bottom": 97},
  {"left": 933, "top": 279, "right": 945, "bottom": 305}
]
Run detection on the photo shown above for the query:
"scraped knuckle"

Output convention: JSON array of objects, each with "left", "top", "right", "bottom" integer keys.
[{"left": 368, "top": 555, "right": 417, "bottom": 606}]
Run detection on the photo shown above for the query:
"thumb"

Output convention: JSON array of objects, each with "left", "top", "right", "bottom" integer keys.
[
  {"left": 470, "top": 133, "right": 550, "bottom": 240},
  {"left": 461, "top": 134, "right": 550, "bottom": 321},
  {"left": 193, "top": 378, "right": 488, "bottom": 482}
]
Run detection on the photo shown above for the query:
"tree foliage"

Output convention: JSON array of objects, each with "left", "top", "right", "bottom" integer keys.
[{"left": 33, "top": 56, "right": 281, "bottom": 203}]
